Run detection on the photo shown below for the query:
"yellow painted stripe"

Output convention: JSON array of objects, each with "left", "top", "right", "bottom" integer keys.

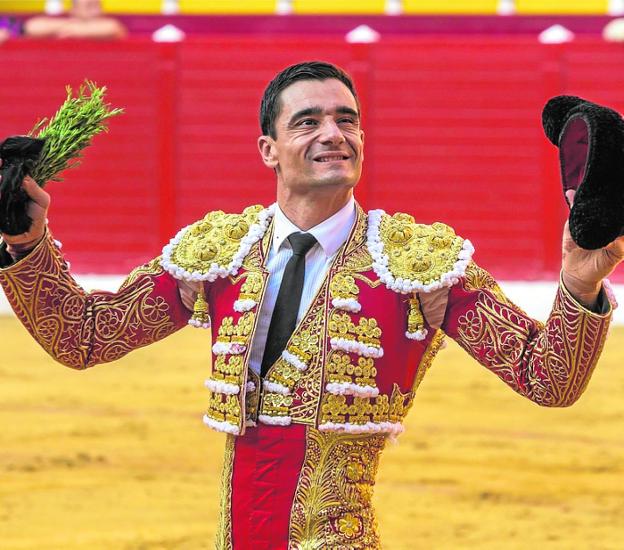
[
  {"left": 2, "top": 0, "right": 49, "bottom": 13},
  {"left": 403, "top": 0, "right": 498, "bottom": 14},
  {"left": 102, "top": 0, "right": 162, "bottom": 13},
  {"left": 293, "top": 0, "right": 386, "bottom": 14},
  {"left": 179, "top": 0, "right": 277, "bottom": 14},
  {"left": 515, "top": 0, "right": 608, "bottom": 14}
]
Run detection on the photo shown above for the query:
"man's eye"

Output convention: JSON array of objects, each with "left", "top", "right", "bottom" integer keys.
[
  {"left": 299, "top": 119, "right": 318, "bottom": 126},
  {"left": 338, "top": 118, "right": 356, "bottom": 125}
]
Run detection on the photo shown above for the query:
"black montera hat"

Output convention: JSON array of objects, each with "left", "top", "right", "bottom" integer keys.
[{"left": 542, "top": 95, "right": 624, "bottom": 250}]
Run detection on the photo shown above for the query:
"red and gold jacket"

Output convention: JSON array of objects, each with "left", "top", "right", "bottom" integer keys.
[{"left": 0, "top": 203, "right": 614, "bottom": 549}]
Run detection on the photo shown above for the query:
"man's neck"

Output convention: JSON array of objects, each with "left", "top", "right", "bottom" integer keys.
[{"left": 276, "top": 189, "right": 353, "bottom": 231}]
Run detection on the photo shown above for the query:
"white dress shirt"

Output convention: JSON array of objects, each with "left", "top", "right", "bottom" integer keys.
[{"left": 248, "top": 197, "right": 356, "bottom": 374}]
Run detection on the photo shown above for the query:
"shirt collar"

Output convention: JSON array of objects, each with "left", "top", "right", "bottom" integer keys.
[{"left": 271, "top": 196, "right": 356, "bottom": 258}]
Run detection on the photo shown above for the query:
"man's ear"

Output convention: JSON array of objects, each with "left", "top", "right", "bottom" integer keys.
[
  {"left": 360, "top": 129, "right": 365, "bottom": 162},
  {"left": 258, "top": 135, "right": 278, "bottom": 169}
]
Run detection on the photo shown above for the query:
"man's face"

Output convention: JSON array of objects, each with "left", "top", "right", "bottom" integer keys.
[{"left": 258, "top": 78, "right": 364, "bottom": 195}]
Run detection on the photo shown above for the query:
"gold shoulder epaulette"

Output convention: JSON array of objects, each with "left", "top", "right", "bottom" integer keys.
[
  {"left": 161, "top": 204, "right": 276, "bottom": 282},
  {"left": 366, "top": 209, "right": 474, "bottom": 293}
]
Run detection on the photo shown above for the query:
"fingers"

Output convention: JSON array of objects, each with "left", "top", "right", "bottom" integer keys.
[
  {"left": 177, "top": 280, "right": 200, "bottom": 312},
  {"left": 606, "top": 235, "right": 624, "bottom": 260},
  {"left": 565, "top": 188, "right": 576, "bottom": 206},
  {"left": 0, "top": 171, "right": 50, "bottom": 209},
  {"left": 22, "top": 176, "right": 51, "bottom": 209}
]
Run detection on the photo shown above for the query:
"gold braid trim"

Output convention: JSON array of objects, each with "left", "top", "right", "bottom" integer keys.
[
  {"left": 0, "top": 233, "right": 179, "bottom": 369},
  {"left": 413, "top": 329, "right": 446, "bottom": 393},
  {"left": 119, "top": 256, "right": 163, "bottom": 290},
  {"left": 215, "top": 435, "right": 235, "bottom": 550},
  {"left": 455, "top": 264, "right": 611, "bottom": 407},
  {"left": 289, "top": 428, "right": 385, "bottom": 549}
]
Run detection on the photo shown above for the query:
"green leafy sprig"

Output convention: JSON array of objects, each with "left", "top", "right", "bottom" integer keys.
[{"left": 28, "top": 81, "right": 123, "bottom": 186}]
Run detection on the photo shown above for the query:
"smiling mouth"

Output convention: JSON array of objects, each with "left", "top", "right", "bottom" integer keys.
[{"left": 313, "top": 153, "right": 350, "bottom": 163}]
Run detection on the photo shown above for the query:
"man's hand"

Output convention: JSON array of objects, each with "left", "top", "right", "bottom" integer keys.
[
  {"left": 562, "top": 190, "right": 624, "bottom": 308},
  {"left": 177, "top": 280, "right": 200, "bottom": 312},
  {"left": 0, "top": 160, "right": 50, "bottom": 250}
]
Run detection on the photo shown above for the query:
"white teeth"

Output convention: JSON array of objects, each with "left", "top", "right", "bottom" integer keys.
[{"left": 316, "top": 155, "right": 347, "bottom": 162}]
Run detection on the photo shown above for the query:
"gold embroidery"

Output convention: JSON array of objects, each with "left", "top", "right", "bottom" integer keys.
[
  {"left": 190, "top": 285, "right": 210, "bottom": 326},
  {"left": 355, "top": 318, "right": 381, "bottom": 347},
  {"left": 290, "top": 330, "right": 321, "bottom": 365},
  {"left": 388, "top": 384, "right": 414, "bottom": 423},
  {"left": 205, "top": 392, "right": 241, "bottom": 424},
  {"left": 261, "top": 279, "right": 330, "bottom": 424},
  {"left": 237, "top": 271, "right": 263, "bottom": 302},
  {"left": 407, "top": 295, "right": 425, "bottom": 335},
  {"left": 413, "top": 330, "right": 446, "bottom": 392},
  {"left": 245, "top": 370, "right": 260, "bottom": 422},
  {"left": 289, "top": 429, "right": 385, "bottom": 549},
  {"left": 337, "top": 513, "right": 363, "bottom": 539},
  {"left": 337, "top": 206, "right": 372, "bottom": 274},
  {"left": 326, "top": 352, "right": 377, "bottom": 389},
  {"left": 261, "top": 393, "right": 293, "bottom": 417},
  {"left": 320, "top": 394, "right": 390, "bottom": 425},
  {"left": 169, "top": 205, "right": 264, "bottom": 274},
  {"left": 215, "top": 312, "right": 256, "bottom": 344},
  {"left": 213, "top": 355, "right": 244, "bottom": 384},
  {"left": 206, "top": 240, "right": 269, "bottom": 435},
  {"left": 215, "top": 435, "right": 235, "bottom": 550},
  {"left": 330, "top": 272, "right": 360, "bottom": 301},
  {"left": 243, "top": 220, "right": 273, "bottom": 271},
  {"left": 0, "top": 235, "right": 179, "bottom": 369},
  {"left": 265, "top": 361, "right": 303, "bottom": 392},
  {"left": 261, "top": 207, "right": 385, "bottom": 425},
  {"left": 119, "top": 257, "right": 163, "bottom": 290},
  {"left": 379, "top": 213, "right": 464, "bottom": 285},
  {"left": 455, "top": 271, "right": 610, "bottom": 407},
  {"left": 463, "top": 261, "right": 513, "bottom": 307},
  {"left": 328, "top": 312, "right": 382, "bottom": 350}
]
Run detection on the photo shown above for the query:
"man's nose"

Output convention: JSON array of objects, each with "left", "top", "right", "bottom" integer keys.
[{"left": 318, "top": 119, "right": 346, "bottom": 144}]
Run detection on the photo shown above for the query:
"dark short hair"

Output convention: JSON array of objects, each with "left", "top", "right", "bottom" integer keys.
[{"left": 260, "top": 61, "right": 359, "bottom": 138}]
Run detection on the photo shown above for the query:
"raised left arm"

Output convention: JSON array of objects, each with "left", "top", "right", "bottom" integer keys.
[{"left": 442, "top": 261, "right": 613, "bottom": 407}]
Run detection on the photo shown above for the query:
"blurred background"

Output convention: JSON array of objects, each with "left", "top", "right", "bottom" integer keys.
[
  {"left": 1, "top": 2, "right": 624, "bottom": 549},
  {"left": 2, "top": 0, "right": 624, "bottom": 281}
]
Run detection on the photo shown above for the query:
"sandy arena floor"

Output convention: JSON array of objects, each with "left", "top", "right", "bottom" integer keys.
[{"left": 1, "top": 317, "right": 623, "bottom": 549}]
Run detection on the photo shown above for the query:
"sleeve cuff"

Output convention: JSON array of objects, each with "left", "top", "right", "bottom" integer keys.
[
  {"left": 0, "top": 229, "right": 52, "bottom": 272},
  {"left": 559, "top": 273, "right": 614, "bottom": 317}
]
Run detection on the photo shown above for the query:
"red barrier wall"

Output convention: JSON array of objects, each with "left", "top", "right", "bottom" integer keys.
[{"left": 0, "top": 37, "right": 622, "bottom": 280}]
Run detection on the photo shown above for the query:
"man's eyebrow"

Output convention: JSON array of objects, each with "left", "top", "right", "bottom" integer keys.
[
  {"left": 288, "top": 107, "right": 323, "bottom": 126},
  {"left": 287, "top": 106, "right": 360, "bottom": 126},
  {"left": 336, "top": 106, "right": 359, "bottom": 118}
]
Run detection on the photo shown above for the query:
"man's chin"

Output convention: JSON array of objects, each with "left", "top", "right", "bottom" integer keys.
[
  {"left": 307, "top": 168, "right": 360, "bottom": 188},
  {"left": 309, "top": 176, "right": 358, "bottom": 189}
]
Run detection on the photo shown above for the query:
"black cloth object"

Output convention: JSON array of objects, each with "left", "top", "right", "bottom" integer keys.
[
  {"left": 0, "top": 136, "right": 45, "bottom": 236},
  {"left": 261, "top": 232, "right": 317, "bottom": 377},
  {"left": 542, "top": 95, "right": 624, "bottom": 250}
]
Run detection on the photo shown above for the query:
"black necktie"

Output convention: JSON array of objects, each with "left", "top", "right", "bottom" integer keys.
[{"left": 261, "top": 232, "right": 317, "bottom": 377}]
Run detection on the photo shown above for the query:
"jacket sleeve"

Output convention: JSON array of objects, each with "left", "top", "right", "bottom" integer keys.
[
  {"left": 442, "top": 262, "right": 613, "bottom": 407},
  {"left": 0, "top": 231, "right": 190, "bottom": 369}
]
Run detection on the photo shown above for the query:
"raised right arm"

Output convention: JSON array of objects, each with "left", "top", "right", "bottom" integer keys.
[
  {"left": 0, "top": 232, "right": 190, "bottom": 369},
  {"left": 0, "top": 176, "right": 190, "bottom": 369}
]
